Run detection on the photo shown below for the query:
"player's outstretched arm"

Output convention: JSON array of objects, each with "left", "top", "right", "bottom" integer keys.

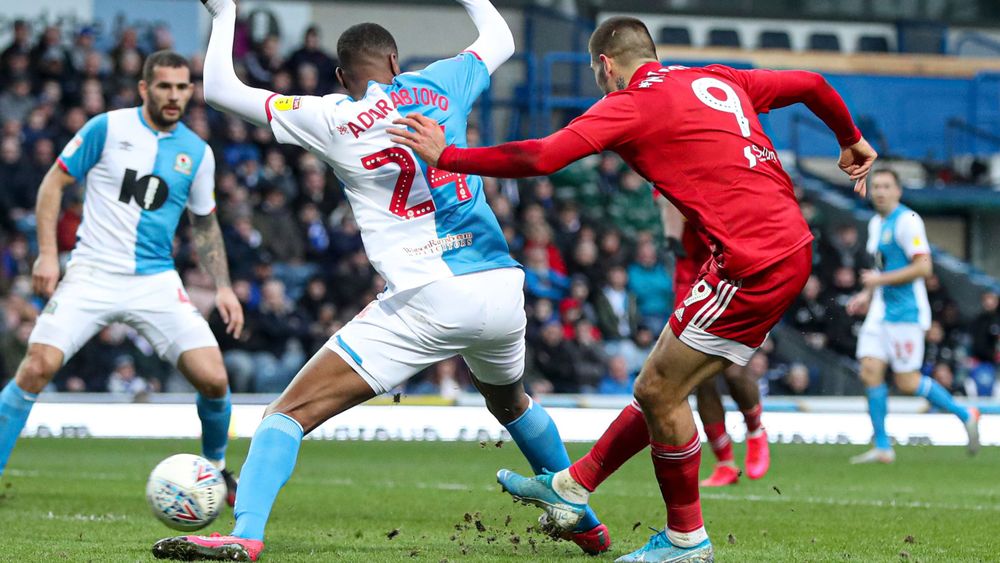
[
  {"left": 456, "top": 0, "right": 515, "bottom": 75},
  {"left": 201, "top": 0, "right": 273, "bottom": 127},
  {"left": 390, "top": 114, "right": 594, "bottom": 178},
  {"left": 32, "top": 164, "right": 75, "bottom": 297}
]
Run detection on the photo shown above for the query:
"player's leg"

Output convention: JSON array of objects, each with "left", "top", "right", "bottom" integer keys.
[
  {"left": 723, "top": 363, "right": 769, "bottom": 479},
  {"left": 890, "top": 324, "right": 980, "bottom": 455},
  {"left": 0, "top": 344, "right": 63, "bottom": 477},
  {"left": 850, "top": 317, "right": 896, "bottom": 464},
  {"left": 130, "top": 271, "right": 235, "bottom": 478},
  {"left": 694, "top": 377, "right": 739, "bottom": 486},
  {"left": 461, "top": 268, "right": 608, "bottom": 553},
  {"left": 2, "top": 268, "right": 107, "bottom": 477},
  {"left": 153, "top": 347, "right": 376, "bottom": 561},
  {"left": 631, "top": 330, "right": 729, "bottom": 553},
  {"left": 850, "top": 356, "right": 894, "bottom": 464}
]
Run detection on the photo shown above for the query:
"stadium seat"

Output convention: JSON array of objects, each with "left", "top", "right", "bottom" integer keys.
[
  {"left": 658, "top": 26, "right": 692, "bottom": 46},
  {"left": 708, "top": 28, "right": 741, "bottom": 48},
  {"left": 808, "top": 33, "right": 842, "bottom": 52},
  {"left": 759, "top": 30, "right": 792, "bottom": 50},
  {"left": 857, "top": 35, "right": 891, "bottom": 53}
]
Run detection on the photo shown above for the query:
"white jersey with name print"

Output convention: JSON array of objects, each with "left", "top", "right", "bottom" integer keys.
[
  {"left": 863, "top": 204, "right": 932, "bottom": 330},
  {"left": 264, "top": 52, "right": 518, "bottom": 296},
  {"left": 57, "top": 107, "right": 216, "bottom": 275}
]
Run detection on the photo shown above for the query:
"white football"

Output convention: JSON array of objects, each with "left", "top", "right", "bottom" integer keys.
[{"left": 146, "top": 454, "right": 226, "bottom": 531}]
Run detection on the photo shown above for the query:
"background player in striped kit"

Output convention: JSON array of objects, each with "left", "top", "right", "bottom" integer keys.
[
  {"left": 0, "top": 51, "right": 243, "bottom": 501},
  {"left": 847, "top": 169, "right": 980, "bottom": 464}
]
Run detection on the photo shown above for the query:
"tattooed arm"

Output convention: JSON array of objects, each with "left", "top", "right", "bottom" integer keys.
[{"left": 190, "top": 211, "right": 244, "bottom": 337}]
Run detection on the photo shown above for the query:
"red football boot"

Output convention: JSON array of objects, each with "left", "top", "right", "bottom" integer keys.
[
  {"left": 700, "top": 463, "right": 739, "bottom": 487},
  {"left": 539, "top": 514, "right": 612, "bottom": 555},
  {"left": 745, "top": 429, "right": 771, "bottom": 480},
  {"left": 152, "top": 533, "right": 264, "bottom": 561}
]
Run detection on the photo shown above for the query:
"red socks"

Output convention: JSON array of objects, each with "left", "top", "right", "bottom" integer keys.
[
  {"left": 702, "top": 421, "right": 734, "bottom": 463},
  {"left": 742, "top": 404, "right": 763, "bottom": 433},
  {"left": 650, "top": 433, "right": 704, "bottom": 534},
  {"left": 570, "top": 400, "right": 649, "bottom": 491}
]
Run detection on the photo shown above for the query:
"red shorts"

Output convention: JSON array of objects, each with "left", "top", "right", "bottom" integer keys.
[{"left": 669, "top": 243, "right": 812, "bottom": 366}]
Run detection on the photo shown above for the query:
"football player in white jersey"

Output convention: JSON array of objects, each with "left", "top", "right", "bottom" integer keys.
[
  {"left": 847, "top": 169, "right": 980, "bottom": 464},
  {"left": 0, "top": 52, "right": 243, "bottom": 502},
  {"left": 151, "top": 1, "right": 609, "bottom": 560}
]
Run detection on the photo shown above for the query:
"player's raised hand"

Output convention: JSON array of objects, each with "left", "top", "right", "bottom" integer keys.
[
  {"left": 389, "top": 114, "right": 447, "bottom": 167},
  {"left": 839, "top": 137, "right": 877, "bottom": 198},
  {"left": 215, "top": 286, "right": 245, "bottom": 339},
  {"left": 31, "top": 253, "right": 60, "bottom": 297},
  {"left": 200, "top": 0, "right": 236, "bottom": 18}
]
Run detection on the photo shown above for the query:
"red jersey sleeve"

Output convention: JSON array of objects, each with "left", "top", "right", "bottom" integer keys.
[
  {"left": 564, "top": 91, "right": 642, "bottom": 152},
  {"left": 707, "top": 65, "right": 862, "bottom": 147}
]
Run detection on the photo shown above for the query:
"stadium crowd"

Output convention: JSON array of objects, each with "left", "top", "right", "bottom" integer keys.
[{"left": 0, "top": 20, "right": 997, "bottom": 399}]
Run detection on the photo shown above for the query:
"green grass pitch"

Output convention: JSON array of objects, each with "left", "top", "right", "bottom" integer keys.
[{"left": 1, "top": 439, "right": 998, "bottom": 561}]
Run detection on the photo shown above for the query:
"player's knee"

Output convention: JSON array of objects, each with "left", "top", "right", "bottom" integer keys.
[
  {"left": 484, "top": 392, "right": 530, "bottom": 425},
  {"left": 15, "top": 350, "right": 60, "bottom": 393},
  {"left": 895, "top": 373, "right": 920, "bottom": 395},
  {"left": 198, "top": 373, "right": 229, "bottom": 399},
  {"left": 633, "top": 372, "right": 671, "bottom": 411}
]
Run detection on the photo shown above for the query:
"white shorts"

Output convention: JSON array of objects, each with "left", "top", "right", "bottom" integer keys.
[
  {"left": 29, "top": 265, "right": 218, "bottom": 365},
  {"left": 856, "top": 321, "right": 926, "bottom": 373},
  {"left": 327, "top": 267, "right": 526, "bottom": 394}
]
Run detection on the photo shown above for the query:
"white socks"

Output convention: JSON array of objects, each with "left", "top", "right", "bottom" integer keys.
[
  {"left": 667, "top": 526, "right": 708, "bottom": 548},
  {"left": 551, "top": 468, "right": 590, "bottom": 505}
]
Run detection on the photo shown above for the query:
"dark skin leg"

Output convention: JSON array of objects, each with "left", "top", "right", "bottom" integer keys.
[
  {"left": 694, "top": 376, "right": 726, "bottom": 427},
  {"left": 723, "top": 364, "right": 763, "bottom": 413}
]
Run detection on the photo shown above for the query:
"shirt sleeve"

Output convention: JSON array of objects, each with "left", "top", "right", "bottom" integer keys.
[
  {"left": 866, "top": 216, "right": 880, "bottom": 256},
  {"left": 896, "top": 211, "right": 930, "bottom": 259},
  {"left": 419, "top": 52, "right": 490, "bottom": 115},
  {"left": 57, "top": 113, "right": 108, "bottom": 181},
  {"left": 564, "top": 92, "right": 642, "bottom": 153},
  {"left": 266, "top": 94, "right": 332, "bottom": 152},
  {"left": 187, "top": 145, "right": 217, "bottom": 215}
]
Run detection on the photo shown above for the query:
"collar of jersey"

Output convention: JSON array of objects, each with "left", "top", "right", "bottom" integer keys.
[
  {"left": 342, "top": 80, "right": 392, "bottom": 103},
  {"left": 135, "top": 106, "right": 176, "bottom": 138},
  {"left": 628, "top": 61, "right": 665, "bottom": 88}
]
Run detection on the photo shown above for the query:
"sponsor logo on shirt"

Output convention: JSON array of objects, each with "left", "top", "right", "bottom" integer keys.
[
  {"left": 403, "top": 232, "right": 474, "bottom": 256},
  {"left": 174, "top": 153, "right": 193, "bottom": 175},
  {"left": 61, "top": 135, "right": 83, "bottom": 158},
  {"left": 43, "top": 300, "right": 58, "bottom": 315},
  {"left": 274, "top": 96, "right": 302, "bottom": 112}
]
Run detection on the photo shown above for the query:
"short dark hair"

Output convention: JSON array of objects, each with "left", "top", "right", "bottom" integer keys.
[
  {"left": 337, "top": 23, "right": 398, "bottom": 74},
  {"left": 872, "top": 168, "right": 901, "bottom": 186},
  {"left": 589, "top": 16, "right": 657, "bottom": 64},
  {"left": 142, "top": 50, "right": 189, "bottom": 84}
]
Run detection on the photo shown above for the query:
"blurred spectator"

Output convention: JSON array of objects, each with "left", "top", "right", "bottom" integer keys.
[
  {"left": 595, "top": 265, "right": 638, "bottom": 344},
  {"left": 970, "top": 291, "right": 1000, "bottom": 365},
  {"left": 0, "top": 77, "right": 34, "bottom": 122},
  {"left": 570, "top": 318, "right": 607, "bottom": 392},
  {"left": 769, "top": 362, "right": 815, "bottom": 395},
  {"left": 254, "top": 188, "right": 305, "bottom": 264},
  {"left": 532, "top": 321, "right": 578, "bottom": 393},
  {"left": 245, "top": 35, "right": 283, "bottom": 88},
  {"left": 107, "top": 355, "right": 154, "bottom": 396},
  {"left": 606, "top": 169, "right": 659, "bottom": 241},
  {"left": 787, "top": 275, "right": 828, "bottom": 349},
  {"left": 285, "top": 26, "right": 338, "bottom": 93},
  {"left": 598, "top": 356, "right": 634, "bottom": 395},
  {"left": 30, "top": 26, "right": 72, "bottom": 85},
  {"left": 1, "top": 20, "right": 32, "bottom": 79},
  {"left": 110, "top": 28, "right": 144, "bottom": 75},
  {"left": 247, "top": 280, "right": 307, "bottom": 392},
  {"left": 524, "top": 246, "right": 569, "bottom": 301},
  {"left": 408, "top": 358, "right": 466, "bottom": 398},
  {"left": 627, "top": 240, "right": 672, "bottom": 333}
]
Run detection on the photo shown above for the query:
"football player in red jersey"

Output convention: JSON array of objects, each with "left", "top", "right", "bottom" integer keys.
[
  {"left": 659, "top": 196, "right": 770, "bottom": 487},
  {"left": 392, "top": 16, "right": 875, "bottom": 563}
]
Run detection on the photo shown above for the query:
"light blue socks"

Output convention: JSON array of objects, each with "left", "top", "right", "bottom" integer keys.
[{"left": 232, "top": 413, "right": 304, "bottom": 540}]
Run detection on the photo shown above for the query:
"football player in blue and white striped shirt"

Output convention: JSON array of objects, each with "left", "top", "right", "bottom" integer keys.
[{"left": 0, "top": 51, "right": 243, "bottom": 501}]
